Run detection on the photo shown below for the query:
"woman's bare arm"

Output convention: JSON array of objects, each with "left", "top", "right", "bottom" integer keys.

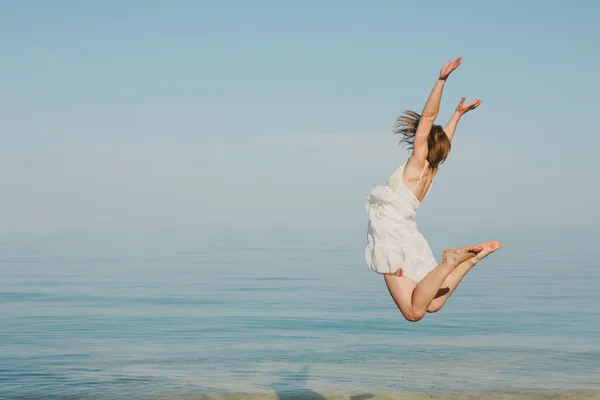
[
  {"left": 444, "top": 97, "right": 482, "bottom": 142},
  {"left": 443, "top": 111, "right": 461, "bottom": 142},
  {"left": 412, "top": 57, "right": 462, "bottom": 163}
]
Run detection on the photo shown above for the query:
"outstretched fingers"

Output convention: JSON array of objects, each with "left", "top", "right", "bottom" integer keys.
[
  {"left": 466, "top": 99, "right": 482, "bottom": 110},
  {"left": 456, "top": 97, "right": 482, "bottom": 114},
  {"left": 440, "top": 56, "right": 462, "bottom": 80}
]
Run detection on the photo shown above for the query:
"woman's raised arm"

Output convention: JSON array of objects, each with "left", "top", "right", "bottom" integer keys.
[
  {"left": 412, "top": 57, "right": 462, "bottom": 162},
  {"left": 443, "top": 97, "right": 482, "bottom": 142}
]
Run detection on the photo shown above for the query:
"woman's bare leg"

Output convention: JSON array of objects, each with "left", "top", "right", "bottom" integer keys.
[
  {"left": 427, "top": 241, "right": 503, "bottom": 313},
  {"left": 384, "top": 245, "right": 482, "bottom": 322}
]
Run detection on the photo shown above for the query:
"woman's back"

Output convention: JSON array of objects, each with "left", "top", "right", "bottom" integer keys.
[{"left": 387, "top": 157, "right": 436, "bottom": 204}]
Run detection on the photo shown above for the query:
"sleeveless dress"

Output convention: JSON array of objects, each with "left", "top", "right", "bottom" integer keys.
[{"left": 364, "top": 159, "right": 437, "bottom": 283}]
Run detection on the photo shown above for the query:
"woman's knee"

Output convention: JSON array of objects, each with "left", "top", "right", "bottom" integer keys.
[{"left": 401, "top": 308, "right": 426, "bottom": 322}]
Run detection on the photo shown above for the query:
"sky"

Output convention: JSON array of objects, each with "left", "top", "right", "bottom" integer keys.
[{"left": 0, "top": 0, "right": 599, "bottom": 240}]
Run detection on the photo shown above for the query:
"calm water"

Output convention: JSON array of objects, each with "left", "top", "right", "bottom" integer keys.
[{"left": 1, "top": 229, "right": 599, "bottom": 399}]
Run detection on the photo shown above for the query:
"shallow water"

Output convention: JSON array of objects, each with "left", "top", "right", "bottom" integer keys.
[{"left": 1, "top": 229, "right": 599, "bottom": 399}]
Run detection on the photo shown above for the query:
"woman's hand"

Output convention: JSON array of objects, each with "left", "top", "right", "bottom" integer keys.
[
  {"left": 455, "top": 97, "right": 481, "bottom": 115},
  {"left": 439, "top": 57, "right": 462, "bottom": 81}
]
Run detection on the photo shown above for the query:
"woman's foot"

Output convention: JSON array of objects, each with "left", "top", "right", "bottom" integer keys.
[
  {"left": 471, "top": 241, "right": 503, "bottom": 262},
  {"left": 442, "top": 246, "right": 483, "bottom": 266}
]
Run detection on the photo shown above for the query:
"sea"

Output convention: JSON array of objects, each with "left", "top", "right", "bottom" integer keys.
[{"left": 1, "top": 227, "right": 599, "bottom": 400}]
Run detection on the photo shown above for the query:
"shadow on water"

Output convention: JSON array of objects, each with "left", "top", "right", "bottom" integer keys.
[{"left": 269, "top": 365, "right": 374, "bottom": 400}]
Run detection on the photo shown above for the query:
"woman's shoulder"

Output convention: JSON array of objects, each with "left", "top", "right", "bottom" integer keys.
[{"left": 404, "top": 155, "right": 428, "bottom": 180}]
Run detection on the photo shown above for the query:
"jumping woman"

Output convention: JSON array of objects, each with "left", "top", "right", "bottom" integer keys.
[{"left": 364, "top": 57, "right": 503, "bottom": 322}]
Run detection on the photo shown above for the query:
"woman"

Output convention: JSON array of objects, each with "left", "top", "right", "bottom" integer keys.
[{"left": 365, "top": 57, "right": 503, "bottom": 322}]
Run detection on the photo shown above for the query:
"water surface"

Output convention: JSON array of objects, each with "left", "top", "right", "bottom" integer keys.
[{"left": 1, "top": 229, "right": 598, "bottom": 399}]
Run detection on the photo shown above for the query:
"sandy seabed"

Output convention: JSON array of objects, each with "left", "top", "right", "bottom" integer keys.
[{"left": 149, "top": 389, "right": 600, "bottom": 400}]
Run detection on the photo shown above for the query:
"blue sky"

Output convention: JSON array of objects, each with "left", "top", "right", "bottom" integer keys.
[{"left": 1, "top": 1, "right": 598, "bottom": 238}]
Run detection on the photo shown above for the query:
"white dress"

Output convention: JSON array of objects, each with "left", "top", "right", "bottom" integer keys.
[{"left": 364, "top": 159, "right": 437, "bottom": 283}]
